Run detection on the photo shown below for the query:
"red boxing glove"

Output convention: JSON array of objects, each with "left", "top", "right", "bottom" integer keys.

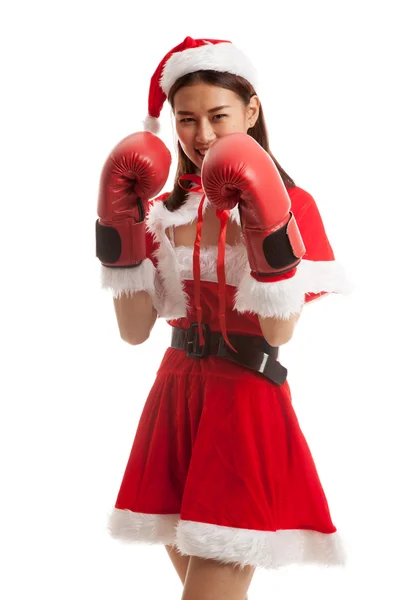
[
  {"left": 96, "top": 131, "right": 171, "bottom": 268},
  {"left": 201, "top": 133, "right": 305, "bottom": 281}
]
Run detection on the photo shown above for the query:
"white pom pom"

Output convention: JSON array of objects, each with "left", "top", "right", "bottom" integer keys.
[{"left": 143, "top": 115, "right": 160, "bottom": 133}]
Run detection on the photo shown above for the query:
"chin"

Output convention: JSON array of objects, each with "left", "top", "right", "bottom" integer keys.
[
  {"left": 190, "top": 156, "right": 202, "bottom": 171},
  {"left": 193, "top": 152, "right": 205, "bottom": 169}
]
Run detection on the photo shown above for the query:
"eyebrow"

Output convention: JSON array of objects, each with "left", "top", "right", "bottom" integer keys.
[{"left": 176, "top": 105, "right": 232, "bottom": 116}]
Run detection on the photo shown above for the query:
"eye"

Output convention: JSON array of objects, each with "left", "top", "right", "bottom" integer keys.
[
  {"left": 213, "top": 114, "right": 228, "bottom": 120},
  {"left": 179, "top": 118, "right": 194, "bottom": 123}
]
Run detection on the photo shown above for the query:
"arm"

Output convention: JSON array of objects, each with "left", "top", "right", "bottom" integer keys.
[
  {"left": 113, "top": 219, "right": 174, "bottom": 344},
  {"left": 114, "top": 291, "right": 158, "bottom": 345},
  {"left": 96, "top": 132, "right": 171, "bottom": 344},
  {"left": 202, "top": 133, "right": 306, "bottom": 344},
  {"left": 258, "top": 310, "right": 301, "bottom": 347}
]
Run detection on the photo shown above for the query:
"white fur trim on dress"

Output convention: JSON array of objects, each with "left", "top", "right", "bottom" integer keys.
[
  {"left": 108, "top": 508, "right": 179, "bottom": 544},
  {"left": 108, "top": 509, "right": 346, "bottom": 570},
  {"left": 151, "top": 225, "right": 191, "bottom": 318},
  {"left": 234, "top": 260, "right": 352, "bottom": 320},
  {"left": 160, "top": 42, "right": 258, "bottom": 95},
  {"left": 146, "top": 191, "right": 241, "bottom": 231},
  {"left": 176, "top": 519, "right": 346, "bottom": 570},
  {"left": 145, "top": 195, "right": 351, "bottom": 320},
  {"left": 175, "top": 244, "right": 249, "bottom": 286},
  {"left": 100, "top": 258, "right": 156, "bottom": 299},
  {"left": 145, "top": 192, "right": 242, "bottom": 319},
  {"left": 146, "top": 204, "right": 191, "bottom": 318}
]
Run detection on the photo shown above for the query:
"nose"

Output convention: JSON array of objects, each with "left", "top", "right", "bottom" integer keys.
[{"left": 195, "top": 119, "right": 216, "bottom": 145}]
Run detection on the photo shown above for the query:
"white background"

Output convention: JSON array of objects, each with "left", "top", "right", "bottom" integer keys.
[{"left": 1, "top": 1, "right": 399, "bottom": 598}]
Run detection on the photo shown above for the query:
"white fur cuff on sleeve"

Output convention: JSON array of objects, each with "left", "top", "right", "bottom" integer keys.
[
  {"left": 100, "top": 258, "right": 156, "bottom": 299},
  {"left": 233, "top": 260, "right": 351, "bottom": 320}
]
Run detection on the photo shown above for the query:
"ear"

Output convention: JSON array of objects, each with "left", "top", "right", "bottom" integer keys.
[{"left": 246, "top": 95, "right": 261, "bottom": 130}]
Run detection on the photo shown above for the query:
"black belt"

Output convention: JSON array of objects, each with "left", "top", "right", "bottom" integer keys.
[{"left": 170, "top": 323, "right": 287, "bottom": 386}]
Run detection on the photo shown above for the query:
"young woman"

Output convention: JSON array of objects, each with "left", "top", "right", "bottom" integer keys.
[{"left": 96, "top": 36, "right": 349, "bottom": 600}]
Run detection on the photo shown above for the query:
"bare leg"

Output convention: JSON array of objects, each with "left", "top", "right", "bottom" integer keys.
[
  {"left": 181, "top": 555, "right": 255, "bottom": 600},
  {"left": 165, "top": 544, "right": 191, "bottom": 585}
]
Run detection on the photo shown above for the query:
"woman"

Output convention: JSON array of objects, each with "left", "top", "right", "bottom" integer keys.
[{"left": 96, "top": 36, "right": 349, "bottom": 600}]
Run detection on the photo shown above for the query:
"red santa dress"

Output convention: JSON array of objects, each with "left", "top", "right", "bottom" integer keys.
[{"left": 100, "top": 182, "right": 349, "bottom": 570}]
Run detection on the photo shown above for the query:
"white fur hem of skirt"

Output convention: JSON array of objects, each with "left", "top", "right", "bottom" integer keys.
[
  {"left": 108, "top": 509, "right": 347, "bottom": 570},
  {"left": 108, "top": 508, "right": 180, "bottom": 545},
  {"left": 100, "top": 258, "right": 156, "bottom": 299},
  {"left": 234, "top": 259, "right": 352, "bottom": 320}
]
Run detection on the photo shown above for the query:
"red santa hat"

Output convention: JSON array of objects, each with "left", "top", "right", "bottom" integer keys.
[{"left": 143, "top": 36, "right": 259, "bottom": 133}]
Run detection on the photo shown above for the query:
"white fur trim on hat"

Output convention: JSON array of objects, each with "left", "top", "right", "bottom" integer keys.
[
  {"left": 160, "top": 42, "right": 258, "bottom": 95},
  {"left": 143, "top": 114, "right": 160, "bottom": 133}
]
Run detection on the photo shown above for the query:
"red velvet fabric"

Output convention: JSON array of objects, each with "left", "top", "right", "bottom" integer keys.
[
  {"left": 114, "top": 186, "right": 340, "bottom": 538},
  {"left": 144, "top": 196, "right": 164, "bottom": 268},
  {"left": 168, "top": 280, "right": 265, "bottom": 337},
  {"left": 290, "top": 187, "right": 336, "bottom": 304},
  {"left": 115, "top": 346, "right": 336, "bottom": 534}
]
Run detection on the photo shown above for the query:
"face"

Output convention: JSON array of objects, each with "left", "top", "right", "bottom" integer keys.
[{"left": 173, "top": 83, "right": 260, "bottom": 172}]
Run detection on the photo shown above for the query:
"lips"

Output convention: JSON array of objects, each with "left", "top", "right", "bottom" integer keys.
[{"left": 196, "top": 148, "right": 210, "bottom": 157}]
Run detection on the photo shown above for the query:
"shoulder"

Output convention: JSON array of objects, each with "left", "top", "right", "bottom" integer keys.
[
  {"left": 286, "top": 185, "right": 317, "bottom": 220},
  {"left": 153, "top": 191, "right": 172, "bottom": 203},
  {"left": 146, "top": 191, "right": 173, "bottom": 235},
  {"left": 147, "top": 191, "right": 171, "bottom": 210}
]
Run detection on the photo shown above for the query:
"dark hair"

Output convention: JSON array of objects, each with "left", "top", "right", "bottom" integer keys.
[{"left": 164, "top": 70, "right": 296, "bottom": 211}]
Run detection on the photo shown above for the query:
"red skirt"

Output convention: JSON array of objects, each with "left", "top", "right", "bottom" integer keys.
[{"left": 108, "top": 346, "right": 346, "bottom": 570}]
